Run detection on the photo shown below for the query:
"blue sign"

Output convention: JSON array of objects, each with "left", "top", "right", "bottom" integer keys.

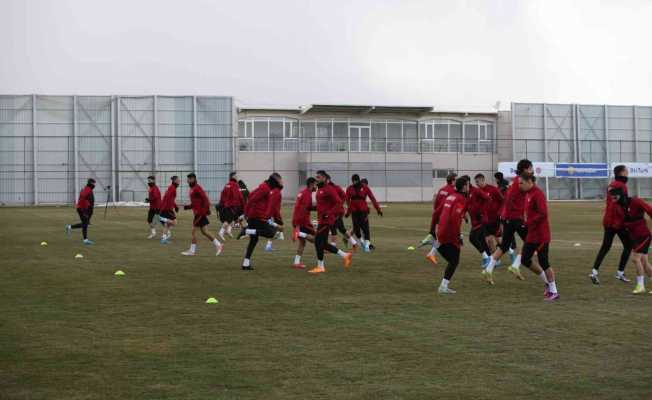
[{"left": 555, "top": 163, "right": 609, "bottom": 178}]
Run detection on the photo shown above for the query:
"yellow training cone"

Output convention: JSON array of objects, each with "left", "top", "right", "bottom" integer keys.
[
  {"left": 40, "top": 241, "right": 48, "bottom": 246},
  {"left": 114, "top": 270, "right": 125, "bottom": 276},
  {"left": 407, "top": 246, "right": 415, "bottom": 250},
  {"left": 75, "top": 253, "right": 84, "bottom": 259},
  {"left": 205, "top": 297, "right": 219, "bottom": 304}
]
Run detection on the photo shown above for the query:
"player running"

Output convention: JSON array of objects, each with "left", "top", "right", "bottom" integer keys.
[
  {"left": 467, "top": 177, "right": 492, "bottom": 267},
  {"left": 217, "top": 172, "right": 245, "bottom": 241},
  {"left": 607, "top": 187, "right": 652, "bottom": 294},
  {"left": 422, "top": 173, "right": 457, "bottom": 263},
  {"left": 237, "top": 173, "right": 283, "bottom": 270},
  {"left": 181, "top": 173, "right": 223, "bottom": 256},
  {"left": 291, "top": 177, "right": 318, "bottom": 269},
  {"left": 589, "top": 164, "right": 632, "bottom": 284},
  {"left": 483, "top": 159, "right": 534, "bottom": 284},
  {"left": 159, "top": 176, "right": 180, "bottom": 244},
  {"left": 264, "top": 183, "right": 284, "bottom": 252},
  {"left": 145, "top": 175, "right": 161, "bottom": 239},
  {"left": 65, "top": 178, "right": 96, "bottom": 244},
  {"left": 517, "top": 173, "right": 560, "bottom": 301},
  {"left": 431, "top": 177, "right": 469, "bottom": 294},
  {"left": 345, "top": 174, "right": 381, "bottom": 252},
  {"left": 329, "top": 180, "right": 358, "bottom": 250},
  {"left": 476, "top": 173, "right": 504, "bottom": 253},
  {"left": 308, "top": 170, "right": 353, "bottom": 274}
]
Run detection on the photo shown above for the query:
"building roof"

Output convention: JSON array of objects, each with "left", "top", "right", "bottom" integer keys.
[{"left": 238, "top": 103, "right": 497, "bottom": 116}]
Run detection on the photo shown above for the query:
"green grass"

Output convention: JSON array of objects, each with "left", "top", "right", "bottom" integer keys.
[{"left": 1, "top": 202, "right": 651, "bottom": 399}]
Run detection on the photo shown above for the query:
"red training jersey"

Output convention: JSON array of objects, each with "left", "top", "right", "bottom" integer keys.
[
  {"left": 480, "top": 184, "right": 503, "bottom": 224},
  {"left": 316, "top": 183, "right": 342, "bottom": 225},
  {"left": 467, "top": 185, "right": 490, "bottom": 229},
  {"left": 603, "top": 180, "right": 628, "bottom": 229},
  {"left": 524, "top": 185, "right": 550, "bottom": 244},
  {"left": 160, "top": 184, "right": 178, "bottom": 212},
  {"left": 219, "top": 179, "right": 245, "bottom": 209},
  {"left": 501, "top": 176, "right": 526, "bottom": 220},
  {"left": 330, "top": 183, "right": 347, "bottom": 217},
  {"left": 346, "top": 183, "right": 381, "bottom": 214},
  {"left": 623, "top": 197, "right": 652, "bottom": 241},
  {"left": 76, "top": 186, "right": 94, "bottom": 210},
  {"left": 266, "top": 187, "right": 283, "bottom": 224},
  {"left": 434, "top": 191, "right": 467, "bottom": 247},
  {"left": 244, "top": 181, "right": 272, "bottom": 221},
  {"left": 189, "top": 184, "right": 211, "bottom": 217},
  {"left": 292, "top": 187, "right": 314, "bottom": 228},
  {"left": 148, "top": 185, "right": 161, "bottom": 210}
]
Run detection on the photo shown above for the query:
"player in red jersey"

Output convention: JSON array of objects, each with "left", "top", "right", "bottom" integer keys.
[
  {"left": 608, "top": 186, "right": 652, "bottom": 294},
  {"left": 421, "top": 173, "right": 457, "bottom": 251},
  {"left": 65, "top": 178, "right": 96, "bottom": 244},
  {"left": 483, "top": 159, "right": 533, "bottom": 284},
  {"left": 145, "top": 175, "right": 161, "bottom": 239},
  {"left": 518, "top": 173, "right": 559, "bottom": 301},
  {"left": 308, "top": 171, "right": 353, "bottom": 274},
  {"left": 180, "top": 173, "right": 223, "bottom": 256},
  {"left": 158, "top": 176, "right": 180, "bottom": 244},
  {"left": 346, "top": 174, "right": 381, "bottom": 252},
  {"left": 264, "top": 184, "right": 285, "bottom": 252},
  {"left": 216, "top": 172, "right": 245, "bottom": 241},
  {"left": 431, "top": 177, "right": 469, "bottom": 294},
  {"left": 589, "top": 165, "right": 632, "bottom": 284},
  {"left": 476, "top": 173, "right": 504, "bottom": 254},
  {"left": 237, "top": 173, "right": 283, "bottom": 270},
  {"left": 329, "top": 180, "right": 358, "bottom": 251},
  {"left": 467, "top": 175, "right": 492, "bottom": 267},
  {"left": 291, "top": 177, "right": 318, "bottom": 269}
]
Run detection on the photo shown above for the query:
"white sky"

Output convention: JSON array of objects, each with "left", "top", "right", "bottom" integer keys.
[{"left": 1, "top": 0, "right": 651, "bottom": 110}]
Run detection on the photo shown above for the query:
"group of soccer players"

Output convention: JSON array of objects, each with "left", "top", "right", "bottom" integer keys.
[{"left": 65, "top": 159, "right": 652, "bottom": 298}]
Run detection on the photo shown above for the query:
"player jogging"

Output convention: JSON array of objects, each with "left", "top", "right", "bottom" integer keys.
[
  {"left": 467, "top": 177, "right": 492, "bottom": 267},
  {"left": 608, "top": 187, "right": 652, "bottom": 294},
  {"left": 477, "top": 173, "right": 504, "bottom": 254},
  {"left": 291, "top": 177, "right": 318, "bottom": 269},
  {"left": 217, "top": 172, "right": 245, "bottom": 241},
  {"left": 589, "top": 164, "right": 632, "bottom": 284},
  {"left": 421, "top": 173, "right": 457, "bottom": 250},
  {"left": 308, "top": 170, "right": 353, "bottom": 274},
  {"left": 264, "top": 184, "right": 284, "bottom": 252},
  {"left": 181, "top": 173, "right": 223, "bottom": 256},
  {"left": 431, "top": 177, "right": 469, "bottom": 294},
  {"left": 346, "top": 174, "right": 381, "bottom": 252},
  {"left": 159, "top": 176, "right": 180, "bottom": 244},
  {"left": 65, "top": 178, "right": 96, "bottom": 244},
  {"left": 483, "top": 159, "right": 534, "bottom": 284},
  {"left": 327, "top": 180, "right": 358, "bottom": 251},
  {"left": 237, "top": 173, "right": 283, "bottom": 270},
  {"left": 145, "top": 175, "right": 161, "bottom": 239}
]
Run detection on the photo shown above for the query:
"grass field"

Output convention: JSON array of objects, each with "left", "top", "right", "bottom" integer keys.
[{"left": 1, "top": 202, "right": 652, "bottom": 400}]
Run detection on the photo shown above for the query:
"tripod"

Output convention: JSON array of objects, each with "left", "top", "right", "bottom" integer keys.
[{"left": 103, "top": 185, "right": 118, "bottom": 219}]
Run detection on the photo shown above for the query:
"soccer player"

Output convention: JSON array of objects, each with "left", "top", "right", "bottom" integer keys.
[
  {"left": 477, "top": 173, "right": 504, "bottom": 253},
  {"left": 494, "top": 172, "right": 509, "bottom": 194},
  {"left": 422, "top": 172, "right": 457, "bottom": 259},
  {"left": 264, "top": 183, "right": 284, "bottom": 252},
  {"left": 518, "top": 173, "right": 559, "bottom": 301},
  {"left": 431, "top": 177, "right": 469, "bottom": 294},
  {"left": 308, "top": 170, "right": 353, "bottom": 274},
  {"left": 467, "top": 177, "right": 492, "bottom": 267},
  {"left": 483, "top": 159, "right": 534, "bottom": 284},
  {"left": 238, "top": 179, "right": 250, "bottom": 203},
  {"left": 65, "top": 178, "right": 96, "bottom": 244},
  {"left": 291, "top": 177, "right": 318, "bottom": 269},
  {"left": 145, "top": 175, "right": 161, "bottom": 239},
  {"left": 159, "top": 176, "right": 180, "bottom": 244},
  {"left": 181, "top": 173, "right": 223, "bottom": 256},
  {"left": 607, "top": 187, "right": 652, "bottom": 294},
  {"left": 216, "top": 172, "right": 245, "bottom": 241},
  {"left": 329, "top": 180, "right": 358, "bottom": 250},
  {"left": 589, "top": 164, "right": 632, "bottom": 284},
  {"left": 346, "top": 174, "right": 381, "bottom": 252},
  {"left": 237, "top": 173, "right": 283, "bottom": 270}
]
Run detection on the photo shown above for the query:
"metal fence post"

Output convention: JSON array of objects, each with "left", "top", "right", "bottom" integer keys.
[
  {"left": 73, "top": 95, "right": 79, "bottom": 202},
  {"left": 32, "top": 94, "right": 38, "bottom": 205}
]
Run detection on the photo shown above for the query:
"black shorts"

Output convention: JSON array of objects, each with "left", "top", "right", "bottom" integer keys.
[
  {"left": 330, "top": 216, "right": 346, "bottom": 235},
  {"left": 632, "top": 235, "right": 651, "bottom": 254},
  {"left": 437, "top": 243, "right": 461, "bottom": 267},
  {"left": 484, "top": 221, "right": 499, "bottom": 236},
  {"left": 147, "top": 208, "right": 160, "bottom": 224},
  {"left": 522, "top": 242, "right": 550, "bottom": 270},
  {"left": 193, "top": 215, "right": 210, "bottom": 228},
  {"left": 299, "top": 225, "right": 316, "bottom": 236},
  {"left": 499, "top": 219, "right": 528, "bottom": 253},
  {"left": 160, "top": 210, "right": 176, "bottom": 224},
  {"left": 218, "top": 206, "right": 236, "bottom": 223}
]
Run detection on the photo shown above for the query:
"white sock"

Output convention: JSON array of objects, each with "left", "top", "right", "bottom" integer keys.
[
  {"left": 592, "top": 268, "right": 599, "bottom": 276},
  {"left": 548, "top": 281, "right": 558, "bottom": 294},
  {"left": 508, "top": 248, "right": 515, "bottom": 255},
  {"left": 278, "top": 232, "right": 284, "bottom": 240},
  {"left": 512, "top": 254, "right": 521, "bottom": 268},
  {"left": 189, "top": 243, "right": 197, "bottom": 253},
  {"left": 637, "top": 275, "right": 645, "bottom": 286},
  {"left": 539, "top": 271, "right": 549, "bottom": 284},
  {"left": 318, "top": 260, "right": 325, "bottom": 268},
  {"left": 212, "top": 238, "right": 221, "bottom": 248},
  {"left": 616, "top": 270, "right": 624, "bottom": 277},
  {"left": 150, "top": 228, "right": 156, "bottom": 235},
  {"left": 245, "top": 229, "right": 256, "bottom": 235},
  {"left": 243, "top": 258, "right": 251, "bottom": 267},
  {"left": 330, "top": 242, "right": 337, "bottom": 247},
  {"left": 486, "top": 257, "right": 497, "bottom": 273},
  {"left": 294, "top": 255, "right": 301, "bottom": 265},
  {"left": 433, "top": 240, "right": 440, "bottom": 248},
  {"left": 298, "top": 231, "right": 308, "bottom": 238},
  {"left": 337, "top": 250, "right": 347, "bottom": 257},
  {"left": 364, "top": 240, "right": 370, "bottom": 247},
  {"left": 441, "top": 278, "right": 449, "bottom": 288},
  {"left": 219, "top": 227, "right": 225, "bottom": 236},
  {"left": 160, "top": 217, "right": 168, "bottom": 223},
  {"left": 482, "top": 251, "right": 489, "bottom": 259},
  {"left": 266, "top": 240, "right": 273, "bottom": 246},
  {"left": 349, "top": 236, "right": 357, "bottom": 246}
]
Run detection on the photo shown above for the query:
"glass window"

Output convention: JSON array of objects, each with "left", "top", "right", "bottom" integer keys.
[
  {"left": 285, "top": 121, "right": 297, "bottom": 138},
  {"left": 464, "top": 123, "right": 478, "bottom": 152},
  {"left": 301, "top": 121, "right": 315, "bottom": 138},
  {"left": 449, "top": 122, "right": 462, "bottom": 152},
  {"left": 238, "top": 121, "right": 246, "bottom": 138},
  {"left": 270, "top": 121, "right": 283, "bottom": 138}
]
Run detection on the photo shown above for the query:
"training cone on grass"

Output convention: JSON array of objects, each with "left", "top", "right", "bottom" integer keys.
[
  {"left": 407, "top": 246, "right": 415, "bottom": 251},
  {"left": 75, "top": 253, "right": 84, "bottom": 259},
  {"left": 205, "top": 297, "right": 219, "bottom": 304},
  {"left": 114, "top": 270, "right": 125, "bottom": 276},
  {"left": 40, "top": 241, "right": 48, "bottom": 246},
  {"left": 574, "top": 243, "right": 581, "bottom": 247}
]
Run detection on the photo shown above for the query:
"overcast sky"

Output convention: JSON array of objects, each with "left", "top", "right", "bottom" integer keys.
[{"left": 1, "top": 0, "right": 650, "bottom": 110}]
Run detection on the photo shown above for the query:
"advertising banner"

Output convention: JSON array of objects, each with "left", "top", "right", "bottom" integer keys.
[
  {"left": 609, "top": 162, "right": 652, "bottom": 178},
  {"left": 497, "top": 162, "right": 555, "bottom": 178},
  {"left": 555, "top": 163, "right": 609, "bottom": 178}
]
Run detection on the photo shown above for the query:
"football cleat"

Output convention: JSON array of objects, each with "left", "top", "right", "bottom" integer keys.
[
  {"left": 632, "top": 284, "right": 646, "bottom": 294},
  {"left": 343, "top": 253, "right": 353, "bottom": 269},
  {"left": 82, "top": 239, "right": 94, "bottom": 245},
  {"left": 425, "top": 255, "right": 438, "bottom": 265},
  {"left": 418, "top": 234, "right": 434, "bottom": 248},
  {"left": 147, "top": 232, "right": 156, "bottom": 239},
  {"left": 292, "top": 263, "right": 306, "bottom": 270},
  {"left": 181, "top": 250, "right": 195, "bottom": 256},
  {"left": 308, "top": 266, "right": 325, "bottom": 274},
  {"left": 589, "top": 274, "right": 600, "bottom": 285},
  {"left": 544, "top": 293, "right": 560, "bottom": 302},
  {"left": 508, "top": 266, "right": 525, "bottom": 281},
  {"left": 482, "top": 270, "right": 495, "bottom": 285},
  {"left": 241, "top": 265, "right": 255, "bottom": 271},
  {"left": 438, "top": 286, "right": 457, "bottom": 294},
  {"left": 615, "top": 273, "right": 631, "bottom": 283},
  {"left": 264, "top": 242, "right": 273, "bottom": 252}
]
